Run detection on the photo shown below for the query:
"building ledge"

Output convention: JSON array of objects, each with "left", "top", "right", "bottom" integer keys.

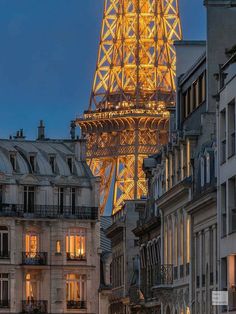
[{"left": 133, "top": 216, "right": 161, "bottom": 236}]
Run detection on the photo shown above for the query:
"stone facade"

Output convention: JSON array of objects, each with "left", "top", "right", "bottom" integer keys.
[
  {"left": 0, "top": 133, "right": 100, "bottom": 314},
  {"left": 106, "top": 200, "right": 145, "bottom": 314},
  {"left": 216, "top": 35, "right": 236, "bottom": 314}
]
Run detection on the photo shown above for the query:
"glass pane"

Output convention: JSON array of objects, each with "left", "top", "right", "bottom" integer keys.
[
  {"left": 28, "top": 190, "right": 35, "bottom": 213},
  {"left": 2, "top": 281, "right": 8, "bottom": 301},
  {"left": 76, "top": 282, "right": 80, "bottom": 301},
  {"left": 66, "top": 236, "right": 68, "bottom": 253},
  {"left": 75, "top": 236, "right": 80, "bottom": 257},
  {"left": 70, "top": 236, "right": 75, "bottom": 256},
  {"left": 2, "top": 233, "right": 8, "bottom": 255},
  {"left": 24, "top": 189, "right": 28, "bottom": 212}
]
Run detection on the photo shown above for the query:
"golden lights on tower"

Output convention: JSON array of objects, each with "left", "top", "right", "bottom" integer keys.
[{"left": 77, "top": 0, "right": 182, "bottom": 214}]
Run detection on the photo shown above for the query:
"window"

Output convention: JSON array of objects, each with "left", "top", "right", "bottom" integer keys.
[
  {"left": 29, "top": 155, "right": 35, "bottom": 173},
  {"left": 180, "top": 213, "right": 184, "bottom": 266},
  {"left": 66, "top": 229, "right": 86, "bottom": 260},
  {"left": 25, "top": 273, "right": 38, "bottom": 301},
  {"left": 200, "top": 157, "right": 205, "bottom": 187},
  {"left": 0, "top": 274, "right": 9, "bottom": 307},
  {"left": 66, "top": 274, "right": 86, "bottom": 309},
  {"left": 70, "top": 188, "right": 76, "bottom": 214},
  {"left": 9, "top": 154, "right": 16, "bottom": 171},
  {"left": 168, "top": 218, "right": 172, "bottom": 265},
  {"left": 186, "top": 216, "right": 190, "bottom": 264},
  {"left": 220, "top": 109, "right": 226, "bottom": 163},
  {"left": 67, "top": 157, "right": 73, "bottom": 173},
  {"left": 229, "top": 176, "right": 236, "bottom": 233},
  {"left": 174, "top": 216, "right": 178, "bottom": 267},
  {"left": 49, "top": 156, "right": 56, "bottom": 173},
  {"left": 58, "top": 188, "right": 64, "bottom": 214},
  {"left": 206, "top": 153, "right": 210, "bottom": 184},
  {"left": 24, "top": 186, "right": 35, "bottom": 213},
  {"left": 56, "top": 241, "right": 61, "bottom": 254},
  {"left": 228, "top": 100, "right": 235, "bottom": 157},
  {"left": 198, "top": 71, "right": 206, "bottom": 104},
  {"left": 0, "top": 227, "right": 8, "bottom": 258},
  {"left": 25, "top": 233, "right": 38, "bottom": 257},
  {"left": 221, "top": 183, "right": 227, "bottom": 237},
  {"left": 183, "top": 92, "right": 188, "bottom": 119}
]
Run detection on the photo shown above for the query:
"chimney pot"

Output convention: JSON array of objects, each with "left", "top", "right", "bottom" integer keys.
[{"left": 38, "top": 120, "right": 45, "bottom": 140}]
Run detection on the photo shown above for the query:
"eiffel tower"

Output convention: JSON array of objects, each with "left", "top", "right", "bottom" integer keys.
[{"left": 76, "top": 0, "right": 182, "bottom": 214}]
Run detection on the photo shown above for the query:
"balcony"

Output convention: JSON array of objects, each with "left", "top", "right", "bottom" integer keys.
[
  {"left": 22, "top": 300, "right": 47, "bottom": 314},
  {"left": 22, "top": 252, "right": 47, "bottom": 265},
  {"left": 66, "top": 253, "right": 86, "bottom": 261},
  {"left": 0, "top": 204, "right": 98, "bottom": 220},
  {"left": 0, "top": 300, "right": 10, "bottom": 308},
  {"left": 67, "top": 300, "right": 86, "bottom": 309},
  {"left": 154, "top": 264, "right": 173, "bottom": 288}
]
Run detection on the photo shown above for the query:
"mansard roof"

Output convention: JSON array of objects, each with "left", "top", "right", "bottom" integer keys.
[{"left": 0, "top": 138, "right": 93, "bottom": 181}]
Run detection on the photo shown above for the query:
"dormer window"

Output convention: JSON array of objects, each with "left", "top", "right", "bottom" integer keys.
[
  {"left": 49, "top": 156, "right": 56, "bottom": 173},
  {"left": 67, "top": 157, "right": 73, "bottom": 173},
  {"left": 9, "top": 154, "right": 16, "bottom": 171},
  {"left": 29, "top": 155, "right": 36, "bottom": 173}
]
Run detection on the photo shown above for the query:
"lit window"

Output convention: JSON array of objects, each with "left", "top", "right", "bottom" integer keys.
[
  {"left": 66, "top": 274, "right": 86, "bottom": 309},
  {"left": 0, "top": 227, "right": 8, "bottom": 259},
  {"left": 0, "top": 274, "right": 9, "bottom": 307},
  {"left": 25, "top": 233, "right": 38, "bottom": 258},
  {"left": 66, "top": 229, "right": 86, "bottom": 260},
  {"left": 25, "top": 273, "right": 37, "bottom": 301},
  {"left": 56, "top": 241, "right": 61, "bottom": 254}
]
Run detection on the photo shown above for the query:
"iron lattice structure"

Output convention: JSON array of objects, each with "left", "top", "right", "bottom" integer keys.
[{"left": 77, "top": 0, "right": 182, "bottom": 214}]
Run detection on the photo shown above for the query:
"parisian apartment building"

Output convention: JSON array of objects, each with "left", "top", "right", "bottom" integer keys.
[{"left": 0, "top": 123, "right": 100, "bottom": 314}]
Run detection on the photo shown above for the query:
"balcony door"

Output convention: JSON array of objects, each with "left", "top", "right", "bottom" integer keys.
[
  {"left": 25, "top": 273, "right": 39, "bottom": 301},
  {"left": 24, "top": 186, "right": 35, "bottom": 213},
  {"left": 25, "top": 234, "right": 38, "bottom": 258}
]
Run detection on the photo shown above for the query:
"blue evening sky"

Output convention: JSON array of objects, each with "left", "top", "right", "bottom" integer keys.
[{"left": 0, "top": 0, "right": 206, "bottom": 140}]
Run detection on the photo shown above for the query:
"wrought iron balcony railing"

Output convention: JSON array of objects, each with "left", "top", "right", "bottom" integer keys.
[
  {"left": 67, "top": 300, "right": 86, "bottom": 309},
  {"left": 0, "top": 204, "right": 98, "bottom": 220},
  {"left": 0, "top": 300, "right": 10, "bottom": 308},
  {"left": 22, "top": 300, "right": 47, "bottom": 314},
  {"left": 66, "top": 253, "right": 86, "bottom": 261},
  {"left": 22, "top": 252, "right": 47, "bottom": 265},
  {"left": 155, "top": 264, "right": 173, "bottom": 287}
]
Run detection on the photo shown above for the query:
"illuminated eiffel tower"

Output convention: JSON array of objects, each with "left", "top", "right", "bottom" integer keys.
[{"left": 76, "top": 0, "right": 182, "bottom": 214}]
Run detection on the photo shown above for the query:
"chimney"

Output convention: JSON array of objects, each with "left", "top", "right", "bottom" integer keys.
[
  {"left": 38, "top": 120, "right": 45, "bottom": 140},
  {"left": 70, "top": 120, "right": 76, "bottom": 140},
  {"left": 14, "top": 129, "right": 25, "bottom": 139}
]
